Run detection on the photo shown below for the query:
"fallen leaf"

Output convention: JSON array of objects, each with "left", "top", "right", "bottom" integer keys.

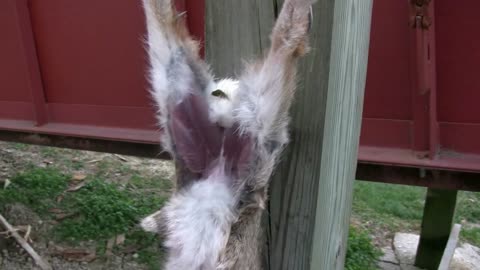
[
  {"left": 72, "top": 174, "right": 87, "bottom": 181},
  {"left": 115, "top": 234, "right": 126, "bottom": 246},
  {"left": 52, "top": 246, "right": 96, "bottom": 262},
  {"left": 56, "top": 194, "right": 65, "bottom": 203},
  {"left": 113, "top": 154, "right": 129, "bottom": 162},
  {"left": 3, "top": 179, "right": 11, "bottom": 189},
  {"left": 48, "top": 208, "right": 64, "bottom": 214},
  {"left": 106, "top": 237, "right": 115, "bottom": 257},
  {"left": 66, "top": 181, "right": 86, "bottom": 192}
]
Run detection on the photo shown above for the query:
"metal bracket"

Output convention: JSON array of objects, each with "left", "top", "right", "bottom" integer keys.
[
  {"left": 410, "top": 0, "right": 432, "bottom": 30},
  {"left": 308, "top": 6, "right": 313, "bottom": 32}
]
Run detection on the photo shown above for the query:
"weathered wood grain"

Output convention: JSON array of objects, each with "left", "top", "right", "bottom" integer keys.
[
  {"left": 438, "top": 223, "right": 461, "bottom": 270},
  {"left": 205, "top": 0, "right": 275, "bottom": 78},
  {"left": 309, "top": 1, "right": 373, "bottom": 269},
  {"left": 205, "top": 0, "right": 373, "bottom": 269}
]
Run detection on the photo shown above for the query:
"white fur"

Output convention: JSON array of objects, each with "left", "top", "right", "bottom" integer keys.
[
  {"left": 234, "top": 57, "right": 292, "bottom": 149},
  {"left": 161, "top": 167, "right": 237, "bottom": 270},
  {"left": 142, "top": 0, "right": 214, "bottom": 155},
  {"left": 140, "top": 210, "right": 162, "bottom": 233},
  {"left": 208, "top": 78, "right": 240, "bottom": 128},
  {"left": 140, "top": 0, "right": 315, "bottom": 269}
]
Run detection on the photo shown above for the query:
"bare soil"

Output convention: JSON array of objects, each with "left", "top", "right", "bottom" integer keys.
[{"left": 0, "top": 141, "right": 175, "bottom": 270}]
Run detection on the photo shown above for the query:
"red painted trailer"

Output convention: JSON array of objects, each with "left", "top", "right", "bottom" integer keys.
[{"left": 357, "top": 0, "right": 480, "bottom": 191}]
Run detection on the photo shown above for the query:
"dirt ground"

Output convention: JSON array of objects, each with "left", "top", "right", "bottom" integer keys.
[{"left": 0, "top": 141, "right": 175, "bottom": 270}]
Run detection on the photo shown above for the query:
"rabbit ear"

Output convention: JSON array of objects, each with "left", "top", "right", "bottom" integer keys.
[
  {"left": 222, "top": 125, "right": 254, "bottom": 178},
  {"left": 169, "top": 92, "right": 254, "bottom": 179},
  {"left": 168, "top": 93, "right": 223, "bottom": 175}
]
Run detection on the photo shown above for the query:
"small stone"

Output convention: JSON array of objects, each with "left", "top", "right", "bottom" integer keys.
[
  {"left": 393, "top": 233, "right": 419, "bottom": 266},
  {"left": 380, "top": 246, "right": 399, "bottom": 264},
  {"left": 378, "top": 261, "right": 401, "bottom": 270},
  {"left": 400, "top": 264, "right": 424, "bottom": 270},
  {"left": 451, "top": 243, "right": 480, "bottom": 270},
  {"left": 132, "top": 253, "right": 139, "bottom": 259}
]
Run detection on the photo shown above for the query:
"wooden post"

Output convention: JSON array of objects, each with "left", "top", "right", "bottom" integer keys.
[
  {"left": 205, "top": 0, "right": 373, "bottom": 269},
  {"left": 415, "top": 188, "right": 458, "bottom": 269},
  {"left": 438, "top": 224, "right": 462, "bottom": 270}
]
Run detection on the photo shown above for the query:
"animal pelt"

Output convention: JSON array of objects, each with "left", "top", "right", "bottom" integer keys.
[{"left": 140, "top": 0, "right": 316, "bottom": 269}]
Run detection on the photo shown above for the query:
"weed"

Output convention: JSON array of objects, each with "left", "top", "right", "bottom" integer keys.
[
  {"left": 125, "top": 229, "right": 163, "bottom": 269},
  {"left": 353, "top": 181, "right": 425, "bottom": 221},
  {"left": 63, "top": 159, "right": 85, "bottom": 170},
  {"left": 345, "top": 225, "right": 382, "bottom": 270},
  {"left": 0, "top": 167, "right": 69, "bottom": 213},
  {"left": 40, "top": 147, "right": 60, "bottom": 158},
  {"left": 57, "top": 178, "right": 165, "bottom": 241},
  {"left": 456, "top": 192, "right": 480, "bottom": 224},
  {"left": 138, "top": 249, "right": 163, "bottom": 270},
  {"left": 460, "top": 227, "right": 480, "bottom": 247},
  {"left": 129, "top": 174, "right": 173, "bottom": 191},
  {"left": 12, "top": 143, "right": 29, "bottom": 150}
]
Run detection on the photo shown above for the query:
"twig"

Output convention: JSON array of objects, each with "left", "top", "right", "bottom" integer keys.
[
  {"left": 113, "top": 154, "right": 129, "bottom": 162},
  {"left": 0, "top": 214, "right": 52, "bottom": 270}
]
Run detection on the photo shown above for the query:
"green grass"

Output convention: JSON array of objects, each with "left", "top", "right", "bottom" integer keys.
[
  {"left": 352, "top": 181, "right": 425, "bottom": 233},
  {"left": 345, "top": 225, "right": 382, "bottom": 270},
  {"left": 126, "top": 229, "right": 164, "bottom": 270},
  {"left": 11, "top": 143, "right": 29, "bottom": 151},
  {"left": 0, "top": 167, "right": 69, "bottom": 213},
  {"left": 352, "top": 181, "right": 480, "bottom": 247},
  {"left": 456, "top": 191, "right": 480, "bottom": 223},
  {"left": 39, "top": 147, "right": 61, "bottom": 158},
  {"left": 460, "top": 227, "right": 480, "bottom": 247},
  {"left": 0, "top": 166, "right": 167, "bottom": 268},
  {"left": 56, "top": 178, "right": 165, "bottom": 241}
]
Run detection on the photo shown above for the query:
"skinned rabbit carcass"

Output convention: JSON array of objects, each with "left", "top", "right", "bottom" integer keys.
[{"left": 139, "top": 0, "right": 316, "bottom": 269}]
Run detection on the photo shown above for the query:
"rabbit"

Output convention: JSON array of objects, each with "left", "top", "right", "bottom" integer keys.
[{"left": 139, "top": 0, "right": 315, "bottom": 269}]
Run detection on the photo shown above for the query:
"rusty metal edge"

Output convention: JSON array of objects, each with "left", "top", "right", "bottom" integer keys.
[
  {"left": 357, "top": 163, "right": 480, "bottom": 192},
  {"left": 0, "top": 129, "right": 168, "bottom": 159}
]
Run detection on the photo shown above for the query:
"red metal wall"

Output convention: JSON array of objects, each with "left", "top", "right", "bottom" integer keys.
[
  {"left": 0, "top": 0, "right": 479, "bottom": 172},
  {"left": 359, "top": 0, "right": 480, "bottom": 172},
  {"left": 0, "top": 0, "right": 200, "bottom": 144}
]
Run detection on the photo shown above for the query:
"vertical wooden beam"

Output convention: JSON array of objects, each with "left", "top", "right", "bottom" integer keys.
[
  {"left": 267, "top": 0, "right": 335, "bottom": 268},
  {"left": 205, "top": 0, "right": 275, "bottom": 77},
  {"left": 206, "top": 0, "right": 373, "bottom": 269},
  {"left": 415, "top": 188, "right": 458, "bottom": 269},
  {"left": 308, "top": 0, "right": 373, "bottom": 268}
]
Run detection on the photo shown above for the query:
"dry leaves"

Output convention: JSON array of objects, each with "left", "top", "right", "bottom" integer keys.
[
  {"left": 56, "top": 173, "right": 88, "bottom": 203},
  {"left": 50, "top": 245, "right": 96, "bottom": 262}
]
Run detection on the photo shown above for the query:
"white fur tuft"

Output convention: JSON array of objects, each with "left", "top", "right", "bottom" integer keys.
[
  {"left": 140, "top": 215, "right": 159, "bottom": 233},
  {"left": 207, "top": 78, "right": 240, "bottom": 128},
  {"left": 162, "top": 170, "right": 237, "bottom": 270}
]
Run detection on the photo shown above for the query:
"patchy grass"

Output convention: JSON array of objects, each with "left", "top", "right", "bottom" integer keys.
[
  {"left": 0, "top": 165, "right": 168, "bottom": 268},
  {"left": 11, "top": 143, "right": 30, "bottom": 151},
  {"left": 126, "top": 229, "right": 164, "bottom": 270},
  {"left": 56, "top": 178, "right": 165, "bottom": 242},
  {"left": 352, "top": 181, "right": 480, "bottom": 249},
  {"left": 0, "top": 167, "right": 69, "bottom": 214},
  {"left": 460, "top": 227, "right": 480, "bottom": 247},
  {"left": 345, "top": 225, "right": 382, "bottom": 270},
  {"left": 456, "top": 191, "right": 480, "bottom": 223},
  {"left": 352, "top": 181, "right": 425, "bottom": 235}
]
